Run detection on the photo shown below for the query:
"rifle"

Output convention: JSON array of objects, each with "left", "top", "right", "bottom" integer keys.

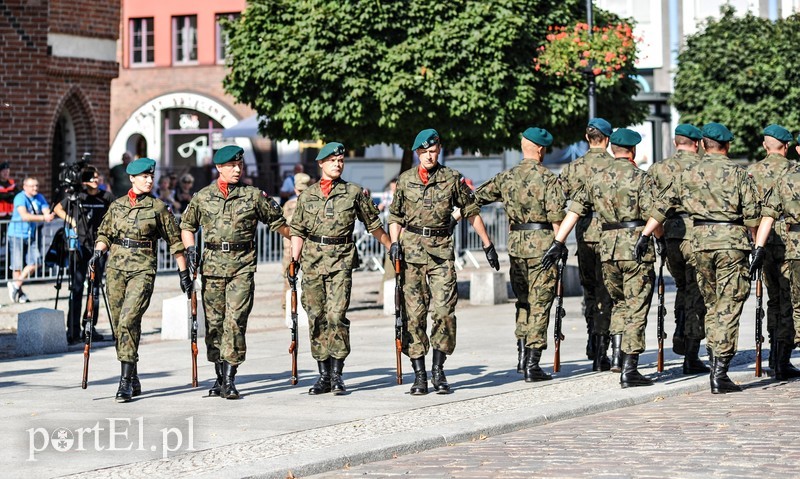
[
  {"left": 393, "top": 259, "right": 404, "bottom": 385},
  {"left": 81, "top": 268, "right": 98, "bottom": 389},
  {"left": 755, "top": 268, "right": 764, "bottom": 377},
  {"left": 189, "top": 268, "right": 198, "bottom": 388},
  {"left": 553, "top": 256, "right": 566, "bottom": 373},
  {"left": 657, "top": 256, "right": 667, "bottom": 372},
  {"left": 288, "top": 261, "right": 299, "bottom": 385}
]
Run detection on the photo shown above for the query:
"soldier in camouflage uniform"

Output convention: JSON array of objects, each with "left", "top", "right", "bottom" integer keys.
[
  {"left": 641, "top": 123, "right": 761, "bottom": 394},
  {"left": 388, "top": 128, "right": 499, "bottom": 395},
  {"left": 282, "top": 172, "right": 311, "bottom": 308},
  {"left": 180, "top": 145, "right": 289, "bottom": 400},
  {"left": 746, "top": 124, "right": 798, "bottom": 379},
  {"left": 290, "top": 142, "right": 392, "bottom": 396},
  {"left": 544, "top": 128, "right": 658, "bottom": 388},
  {"left": 91, "top": 158, "right": 192, "bottom": 403},
  {"left": 559, "top": 118, "right": 615, "bottom": 370},
  {"left": 474, "top": 127, "right": 565, "bottom": 382},
  {"left": 646, "top": 124, "right": 709, "bottom": 374}
]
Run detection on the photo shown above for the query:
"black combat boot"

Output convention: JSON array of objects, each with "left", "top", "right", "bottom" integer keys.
[
  {"left": 619, "top": 353, "right": 653, "bottom": 388},
  {"left": 410, "top": 357, "right": 428, "bottom": 395},
  {"left": 710, "top": 356, "right": 741, "bottom": 394},
  {"left": 524, "top": 347, "right": 552, "bottom": 382},
  {"left": 516, "top": 339, "right": 526, "bottom": 374},
  {"left": 672, "top": 307, "right": 686, "bottom": 355},
  {"left": 431, "top": 350, "right": 451, "bottom": 394},
  {"left": 221, "top": 361, "right": 240, "bottom": 399},
  {"left": 115, "top": 362, "right": 135, "bottom": 403},
  {"left": 683, "top": 339, "right": 710, "bottom": 374},
  {"left": 610, "top": 334, "right": 623, "bottom": 373},
  {"left": 309, "top": 359, "right": 332, "bottom": 395},
  {"left": 768, "top": 333, "right": 776, "bottom": 372},
  {"left": 585, "top": 319, "right": 595, "bottom": 360},
  {"left": 131, "top": 364, "right": 142, "bottom": 397},
  {"left": 208, "top": 361, "right": 223, "bottom": 397},
  {"left": 331, "top": 358, "right": 346, "bottom": 395},
  {"left": 774, "top": 341, "right": 800, "bottom": 381},
  {"left": 592, "top": 334, "right": 611, "bottom": 371}
]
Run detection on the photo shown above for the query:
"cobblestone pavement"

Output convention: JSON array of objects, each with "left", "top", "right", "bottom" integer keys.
[{"left": 311, "top": 378, "right": 800, "bottom": 479}]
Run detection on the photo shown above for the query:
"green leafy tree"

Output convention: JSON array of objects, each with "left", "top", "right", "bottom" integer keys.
[
  {"left": 673, "top": 6, "right": 800, "bottom": 159},
  {"left": 224, "top": 0, "right": 646, "bottom": 171}
]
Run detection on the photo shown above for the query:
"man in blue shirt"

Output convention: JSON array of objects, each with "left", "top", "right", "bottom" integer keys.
[{"left": 8, "top": 177, "right": 54, "bottom": 303}]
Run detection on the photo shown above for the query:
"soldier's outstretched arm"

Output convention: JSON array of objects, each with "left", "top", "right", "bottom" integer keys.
[{"left": 277, "top": 223, "right": 291, "bottom": 240}]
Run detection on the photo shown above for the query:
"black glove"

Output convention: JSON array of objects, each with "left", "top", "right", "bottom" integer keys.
[
  {"left": 185, "top": 245, "right": 199, "bottom": 277},
  {"left": 634, "top": 234, "right": 650, "bottom": 264},
  {"left": 483, "top": 243, "right": 500, "bottom": 270},
  {"left": 87, "top": 249, "right": 104, "bottom": 274},
  {"left": 287, "top": 259, "right": 300, "bottom": 287},
  {"left": 179, "top": 269, "right": 193, "bottom": 293},
  {"left": 542, "top": 240, "right": 566, "bottom": 270},
  {"left": 655, "top": 236, "right": 667, "bottom": 259},
  {"left": 749, "top": 246, "right": 766, "bottom": 277},
  {"left": 448, "top": 216, "right": 458, "bottom": 235},
  {"left": 389, "top": 242, "right": 403, "bottom": 263}
]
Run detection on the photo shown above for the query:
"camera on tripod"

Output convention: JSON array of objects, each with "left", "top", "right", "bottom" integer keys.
[{"left": 58, "top": 152, "right": 92, "bottom": 196}]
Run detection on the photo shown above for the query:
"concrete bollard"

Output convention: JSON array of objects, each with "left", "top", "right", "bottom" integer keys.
[
  {"left": 161, "top": 294, "right": 206, "bottom": 340},
  {"left": 470, "top": 271, "right": 508, "bottom": 305},
  {"left": 16, "top": 308, "right": 67, "bottom": 356}
]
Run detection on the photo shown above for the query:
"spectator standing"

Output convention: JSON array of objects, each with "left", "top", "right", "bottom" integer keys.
[
  {"left": 108, "top": 152, "right": 133, "bottom": 198},
  {"left": 280, "top": 163, "right": 304, "bottom": 205},
  {"left": 175, "top": 173, "right": 195, "bottom": 213},
  {"left": 0, "top": 162, "right": 19, "bottom": 219},
  {"left": 156, "top": 175, "right": 180, "bottom": 212}
]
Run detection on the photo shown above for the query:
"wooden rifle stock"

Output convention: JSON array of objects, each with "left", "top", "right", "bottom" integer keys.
[
  {"left": 657, "top": 257, "right": 666, "bottom": 372},
  {"left": 755, "top": 269, "right": 764, "bottom": 377},
  {"left": 289, "top": 261, "right": 299, "bottom": 385},
  {"left": 553, "top": 257, "right": 566, "bottom": 373},
  {"left": 81, "top": 269, "right": 97, "bottom": 389},
  {"left": 190, "top": 268, "right": 198, "bottom": 388},
  {"left": 394, "top": 259, "right": 404, "bottom": 385}
]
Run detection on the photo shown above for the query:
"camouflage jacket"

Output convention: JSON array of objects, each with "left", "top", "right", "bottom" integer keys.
[
  {"left": 559, "top": 147, "right": 613, "bottom": 243},
  {"left": 651, "top": 153, "right": 761, "bottom": 252},
  {"left": 646, "top": 149, "right": 702, "bottom": 241},
  {"left": 762, "top": 164, "right": 800, "bottom": 259},
  {"left": 474, "top": 158, "right": 565, "bottom": 259},
  {"left": 291, "top": 180, "right": 382, "bottom": 274},
  {"left": 389, "top": 164, "right": 480, "bottom": 263},
  {"left": 180, "top": 182, "right": 286, "bottom": 277},
  {"left": 96, "top": 195, "right": 184, "bottom": 273},
  {"left": 569, "top": 157, "right": 656, "bottom": 263},
  {"left": 747, "top": 153, "right": 792, "bottom": 246}
]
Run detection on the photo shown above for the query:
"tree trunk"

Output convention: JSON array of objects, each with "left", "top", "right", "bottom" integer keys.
[{"left": 399, "top": 146, "right": 414, "bottom": 175}]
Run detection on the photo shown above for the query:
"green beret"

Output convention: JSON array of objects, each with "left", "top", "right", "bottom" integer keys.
[
  {"left": 701, "top": 122, "right": 734, "bottom": 142},
  {"left": 522, "top": 127, "right": 553, "bottom": 147},
  {"left": 587, "top": 118, "right": 612, "bottom": 137},
  {"left": 315, "top": 142, "right": 345, "bottom": 161},
  {"left": 674, "top": 124, "right": 702, "bottom": 141},
  {"left": 213, "top": 145, "right": 244, "bottom": 165},
  {"left": 763, "top": 124, "right": 792, "bottom": 143},
  {"left": 609, "top": 128, "right": 642, "bottom": 147},
  {"left": 125, "top": 158, "right": 156, "bottom": 176},
  {"left": 412, "top": 129, "right": 440, "bottom": 150}
]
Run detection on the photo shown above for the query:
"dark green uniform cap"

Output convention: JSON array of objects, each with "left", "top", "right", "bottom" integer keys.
[
  {"left": 763, "top": 124, "right": 792, "bottom": 143},
  {"left": 609, "top": 128, "right": 642, "bottom": 147},
  {"left": 412, "top": 129, "right": 440, "bottom": 150},
  {"left": 674, "top": 123, "right": 702, "bottom": 141},
  {"left": 213, "top": 145, "right": 244, "bottom": 165},
  {"left": 126, "top": 157, "right": 156, "bottom": 175},
  {"left": 315, "top": 142, "right": 345, "bottom": 161},
  {"left": 701, "top": 122, "right": 734, "bottom": 142},
  {"left": 587, "top": 118, "right": 612, "bottom": 137},
  {"left": 522, "top": 127, "right": 553, "bottom": 147}
]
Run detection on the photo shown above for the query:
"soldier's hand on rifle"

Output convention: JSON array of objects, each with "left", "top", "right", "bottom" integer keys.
[
  {"left": 447, "top": 216, "right": 458, "bottom": 236},
  {"left": 541, "top": 240, "right": 566, "bottom": 270},
  {"left": 179, "top": 269, "right": 193, "bottom": 293},
  {"left": 749, "top": 246, "right": 766, "bottom": 277},
  {"left": 655, "top": 236, "right": 667, "bottom": 259},
  {"left": 87, "top": 249, "right": 104, "bottom": 274},
  {"left": 287, "top": 259, "right": 300, "bottom": 287},
  {"left": 389, "top": 242, "right": 403, "bottom": 263},
  {"left": 483, "top": 242, "right": 500, "bottom": 270},
  {"left": 186, "top": 245, "right": 199, "bottom": 277},
  {"left": 634, "top": 234, "right": 650, "bottom": 264}
]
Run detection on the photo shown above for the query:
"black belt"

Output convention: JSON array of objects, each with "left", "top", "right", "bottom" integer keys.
[
  {"left": 113, "top": 238, "right": 153, "bottom": 249},
  {"left": 205, "top": 241, "right": 253, "bottom": 252},
  {"left": 602, "top": 220, "right": 646, "bottom": 231},
  {"left": 693, "top": 219, "right": 744, "bottom": 227},
  {"left": 788, "top": 224, "right": 800, "bottom": 233},
  {"left": 510, "top": 222, "right": 553, "bottom": 231},
  {"left": 406, "top": 225, "right": 451, "bottom": 237},
  {"left": 307, "top": 235, "right": 353, "bottom": 245}
]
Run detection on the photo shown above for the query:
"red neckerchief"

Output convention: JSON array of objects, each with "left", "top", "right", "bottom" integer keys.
[
  {"left": 217, "top": 178, "right": 229, "bottom": 199},
  {"left": 127, "top": 189, "right": 137, "bottom": 207},
  {"left": 320, "top": 179, "right": 333, "bottom": 197},
  {"left": 418, "top": 165, "right": 430, "bottom": 185},
  {"left": 617, "top": 156, "right": 637, "bottom": 167}
]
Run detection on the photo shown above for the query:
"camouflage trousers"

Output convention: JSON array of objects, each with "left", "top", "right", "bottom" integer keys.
[
  {"left": 764, "top": 245, "right": 793, "bottom": 342},
  {"left": 510, "top": 255, "right": 556, "bottom": 349},
  {"left": 106, "top": 268, "right": 155, "bottom": 363},
  {"left": 785, "top": 259, "right": 800, "bottom": 345},
  {"left": 665, "top": 238, "right": 706, "bottom": 340},
  {"left": 695, "top": 249, "right": 750, "bottom": 358},
  {"left": 602, "top": 260, "right": 654, "bottom": 354},
  {"left": 202, "top": 272, "right": 255, "bottom": 365},
  {"left": 301, "top": 269, "right": 352, "bottom": 361},
  {"left": 401, "top": 255, "right": 458, "bottom": 358},
  {"left": 576, "top": 240, "right": 613, "bottom": 334}
]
